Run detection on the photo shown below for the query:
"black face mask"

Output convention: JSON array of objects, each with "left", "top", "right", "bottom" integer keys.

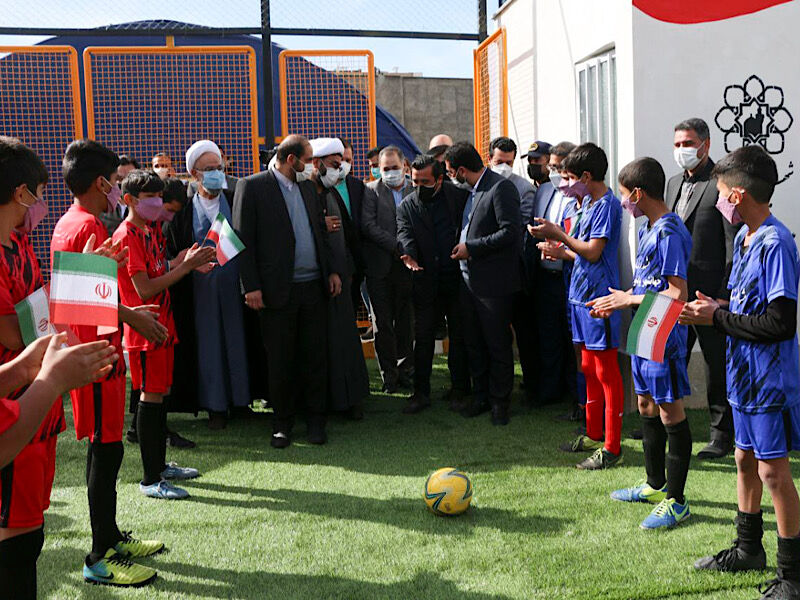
[
  {"left": 527, "top": 162, "right": 548, "bottom": 184},
  {"left": 417, "top": 183, "right": 440, "bottom": 203}
]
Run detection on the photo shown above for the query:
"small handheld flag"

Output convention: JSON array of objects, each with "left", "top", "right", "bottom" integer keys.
[
  {"left": 15, "top": 286, "right": 57, "bottom": 346},
  {"left": 50, "top": 251, "right": 118, "bottom": 330},
  {"left": 626, "top": 290, "right": 685, "bottom": 363},
  {"left": 203, "top": 214, "right": 245, "bottom": 266}
]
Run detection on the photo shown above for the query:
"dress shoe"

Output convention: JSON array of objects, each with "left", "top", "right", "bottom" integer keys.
[
  {"left": 271, "top": 431, "right": 291, "bottom": 448},
  {"left": 461, "top": 400, "right": 490, "bottom": 418},
  {"left": 697, "top": 440, "right": 733, "bottom": 460},
  {"left": 491, "top": 404, "right": 510, "bottom": 426},
  {"left": 207, "top": 412, "right": 227, "bottom": 430},
  {"left": 167, "top": 429, "right": 196, "bottom": 449},
  {"left": 402, "top": 393, "right": 431, "bottom": 414},
  {"left": 382, "top": 381, "right": 399, "bottom": 394},
  {"left": 125, "top": 428, "right": 139, "bottom": 444},
  {"left": 445, "top": 389, "right": 468, "bottom": 413},
  {"left": 307, "top": 427, "right": 328, "bottom": 445}
]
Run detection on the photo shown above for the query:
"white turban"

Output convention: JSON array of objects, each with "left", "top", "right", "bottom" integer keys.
[
  {"left": 185, "top": 139, "right": 221, "bottom": 173},
  {"left": 310, "top": 137, "right": 344, "bottom": 158}
]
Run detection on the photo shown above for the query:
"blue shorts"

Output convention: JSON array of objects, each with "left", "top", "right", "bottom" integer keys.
[
  {"left": 632, "top": 355, "right": 690, "bottom": 404},
  {"left": 570, "top": 303, "right": 620, "bottom": 351},
  {"left": 733, "top": 404, "right": 800, "bottom": 460}
]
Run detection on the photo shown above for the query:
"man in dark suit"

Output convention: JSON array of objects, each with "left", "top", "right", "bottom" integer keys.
[
  {"left": 361, "top": 145, "right": 414, "bottom": 392},
  {"left": 233, "top": 134, "right": 342, "bottom": 449},
  {"left": 668, "top": 118, "right": 739, "bottom": 459},
  {"left": 396, "top": 153, "right": 471, "bottom": 414},
  {"left": 334, "top": 138, "right": 367, "bottom": 311},
  {"left": 446, "top": 142, "right": 522, "bottom": 425}
]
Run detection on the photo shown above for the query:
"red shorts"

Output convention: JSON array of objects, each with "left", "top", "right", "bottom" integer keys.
[
  {"left": 69, "top": 377, "right": 126, "bottom": 443},
  {"left": 129, "top": 346, "right": 174, "bottom": 394},
  {"left": 0, "top": 436, "right": 57, "bottom": 528}
]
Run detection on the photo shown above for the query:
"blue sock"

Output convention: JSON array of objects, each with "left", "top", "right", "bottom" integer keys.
[{"left": 576, "top": 372, "right": 587, "bottom": 407}]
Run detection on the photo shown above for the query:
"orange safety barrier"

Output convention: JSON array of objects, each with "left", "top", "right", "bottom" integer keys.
[
  {"left": 0, "top": 46, "right": 83, "bottom": 278},
  {"left": 83, "top": 45, "right": 260, "bottom": 179},
  {"left": 473, "top": 29, "right": 508, "bottom": 161},
  {"left": 279, "top": 50, "right": 377, "bottom": 182}
]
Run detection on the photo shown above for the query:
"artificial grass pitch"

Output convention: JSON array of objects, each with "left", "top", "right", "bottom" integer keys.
[{"left": 40, "top": 358, "right": 790, "bottom": 599}]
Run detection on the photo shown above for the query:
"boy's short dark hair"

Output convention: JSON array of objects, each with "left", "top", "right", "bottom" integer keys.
[
  {"left": 0, "top": 136, "right": 49, "bottom": 206},
  {"left": 489, "top": 136, "right": 517, "bottom": 157},
  {"left": 118, "top": 154, "right": 140, "bottom": 169},
  {"left": 549, "top": 141, "right": 577, "bottom": 159},
  {"left": 162, "top": 178, "right": 187, "bottom": 205},
  {"left": 63, "top": 139, "right": 120, "bottom": 196},
  {"left": 121, "top": 169, "right": 165, "bottom": 198},
  {"left": 366, "top": 146, "right": 383, "bottom": 160},
  {"left": 444, "top": 142, "right": 484, "bottom": 173},
  {"left": 618, "top": 157, "right": 666, "bottom": 200},
  {"left": 411, "top": 153, "right": 443, "bottom": 179},
  {"left": 562, "top": 142, "right": 608, "bottom": 182},
  {"left": 712, "top": 145, "right": 779, "bottom": 204}
]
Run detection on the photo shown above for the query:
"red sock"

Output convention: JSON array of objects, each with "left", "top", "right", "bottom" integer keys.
[
  {"left": 593, "top": 348, "right": 624, "bottom": 455},
  {"left": 581, "top": 348, "right": 604, "bottom": 442}
]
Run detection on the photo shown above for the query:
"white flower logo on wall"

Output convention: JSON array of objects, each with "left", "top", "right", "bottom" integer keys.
[{"left": 715, "top": 75, "right": 794, "bottom": 183}]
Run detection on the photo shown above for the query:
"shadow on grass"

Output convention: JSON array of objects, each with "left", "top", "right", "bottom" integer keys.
[
  {"left": 39, "top": 545, "right": 515, "bottom": 600},
  {"left": 184, "top": 481, "right": 567, "bottom": 536}
]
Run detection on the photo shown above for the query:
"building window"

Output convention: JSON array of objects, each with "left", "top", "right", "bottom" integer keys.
[{"left": 576, "top": 50, "right": 617, "bottom": 189}]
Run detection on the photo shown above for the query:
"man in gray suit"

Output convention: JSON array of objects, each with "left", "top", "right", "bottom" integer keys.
[
  {"left": 447, "top": 142, "right": 522, "bottom": 425},
  {"left": 361, "top": 145, "right": 415, "bottom": 392}
]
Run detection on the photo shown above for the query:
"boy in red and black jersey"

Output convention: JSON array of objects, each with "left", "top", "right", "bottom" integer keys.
[
  {"left": 113, "top": 170, "right": 212, "bottom": 500},
  {"left": 52, "top": 140, "right": 168, "bottom": 587},
  {"left": 0, "top": 137, "right": 118, "bottom": 598}
]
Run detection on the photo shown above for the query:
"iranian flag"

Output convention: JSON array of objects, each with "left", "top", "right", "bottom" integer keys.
[
  {"left": 50, "top": 251, "right": 118, "bottom": 329},
  {"left": 15, "top": 285, "right": 56, "bottom": 346},
  {"left": 204, "top": 213, "right": 244, "bottom": 266},
  {"left": 626, "top": 291, "right": 685, "bottom": 363}
]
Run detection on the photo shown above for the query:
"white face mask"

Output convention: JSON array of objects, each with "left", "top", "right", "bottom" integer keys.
[
  {"left": 382, "top": 169, "right": 405, "bottom": 188},
  {"left": 294, "top": 161, "right": 315, "bottom": 182},
  {"left": 674, "top": 145, "right": 703, "bottom": 171},
  {"left": 549, "top": 171, "right": 562, "bottom": 188},
  {"left": 154, "top": 167, "right": 169, "bottom": 179},
  {"left": 339, "top": 161, "right": 351, "bottom": 181},
  {"left": 319, "top": 166, "right": 341, "bottom": 188},
  {"left": 490, "top": 163, "right": 513, "bottom": 179}
]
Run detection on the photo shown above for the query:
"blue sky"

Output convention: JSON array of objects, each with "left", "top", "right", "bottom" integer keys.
[{"left": 0, "top": 0, "right": 500, "bottom": 79}]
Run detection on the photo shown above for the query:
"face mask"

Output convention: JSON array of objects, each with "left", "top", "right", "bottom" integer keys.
[
  {"left": 382, "top": 169, "right": 405, "bottom": 188},
  {"left": 491, "top": 163, "right": 513, "bottom": 179},
  {"left": 319, "top": 166, "right": 341, "bottom": 188},
  {"left": 716, "top": 193, "right": 743, "bottom": 225},
  {"left": 104, "top": 179, "right": 122, "bottom": 211},
  {"left": 561, "top": 179, "right": 588, "bottom": 200},
  {"left": 417, "top": 183, "right": 439, "bottom": 203},
  {"left": 158, "top": 207, "right": 176, "bottom": 222},
  {"left": 674, "top": 145, "right": 703, "bottom": 171},
  {"left": 339, "top": 161, "right": 352, "bottom": 180},
  {"left": 549, "top": 171, "right": 562, "bottom": 188},
  {"left": 200, "top": 169, "right": 226, "bottom": 191},
  {"left": 621, "top": 191, "right": 644, "bottom": 218},
  {"left": 370, "top": 166, "right": 381, "bottom": 180},
  {"left": 527, "top": 162, "right": 548, "bottom": 183},
  {"left": 294, "top": 159, "right": 315, "bottom": 182},
  {"left": 17, "top": 193, "right": 48, "bottom": 234},
  {"left": 135, "top": 196, "right": 164, "bottom": 222},
  {"left": 154, "top": 167, "right": 169, "bottom": 179}
]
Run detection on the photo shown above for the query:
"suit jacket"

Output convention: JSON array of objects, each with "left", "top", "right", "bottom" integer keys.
[
  {"left": 360, "top": 179, "right": 414, "bottom": 279},
  {"left": 233, "top": 169, "right": 335, "bottom": 310},
  {"left": 344, "top": 174, "right": 366, "bottom": 233},
  {"left": 396, "top": 181, "right": 468, "bottom": 279},
  {"left": 462, "top": 169, "right": 523, "bottom": 297},
  {"left": 509, "top": 172, "right": 536, "bottom": 226},
  {"left": 666, "top": 159, "right": 739, "bottom": 299}
]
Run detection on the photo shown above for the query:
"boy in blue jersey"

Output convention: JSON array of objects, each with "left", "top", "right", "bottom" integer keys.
[
  {"left": 532, "top": 143, "right": 624, "bottom": 470},
  {"left": 587, "top": 158, "right": 694, "bottom": 530},
  {"left": 681, "top": 146, "right": 800, "bottom": 599}
]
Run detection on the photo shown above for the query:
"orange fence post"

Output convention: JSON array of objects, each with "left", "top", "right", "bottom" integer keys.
[
  {"left": 473, "top": 28, "right": 508, "bottom": 161},
  {"left": 0, "top": 46, "right": 83, "bottom": 278}
]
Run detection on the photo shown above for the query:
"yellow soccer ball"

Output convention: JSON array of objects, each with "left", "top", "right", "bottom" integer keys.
[{"left": 423, "top": 467, "right": 473, "bottom": 516}]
